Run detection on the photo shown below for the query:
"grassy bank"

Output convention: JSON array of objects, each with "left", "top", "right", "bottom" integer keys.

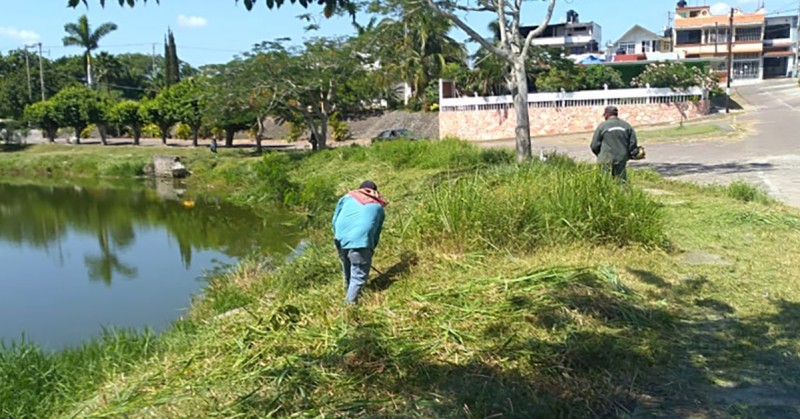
[{"left": 2, "top": 141, "right": 800, "bottom": 417}]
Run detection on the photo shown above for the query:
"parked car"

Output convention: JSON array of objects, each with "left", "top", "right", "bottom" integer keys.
[{"left": 372, "top": 129, "right": 418, "bottom": 143}]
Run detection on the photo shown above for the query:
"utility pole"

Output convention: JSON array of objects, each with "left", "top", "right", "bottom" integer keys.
[
  {"left": 37, "top": 43, "right": 46, "bottom": 101},
  {"left": 23, "top": 46, "right": 33, "bottom": 101},
  {"left": 794, "top": 0, "right": 800, "bottom": 78},
  {"left": 151, "top": 43, "right": 157, "bottom": 75},
  {"left": 726, "top": 8, "right": 734, "bottom": 114}
]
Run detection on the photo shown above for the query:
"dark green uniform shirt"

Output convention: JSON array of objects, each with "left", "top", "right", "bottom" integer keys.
[{"left": 590, "top": 117, "right": 638, "bottom": 164}]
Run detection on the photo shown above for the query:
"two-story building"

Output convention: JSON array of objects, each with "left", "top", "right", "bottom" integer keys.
[
  {"left": 671, "top": 1, "right": 798, "bottom": 81},
  {"left": 520, "top": 10, "right": 602, "bottom": 55},
  {"left": 672, "top": 3, "right": 765, "bottom": 80},
  {"left": 610, "top": 25, "right": 674, "bottom": 62},
  {"left": 763, "top": 15, "right": 799, "bottom": 78}
]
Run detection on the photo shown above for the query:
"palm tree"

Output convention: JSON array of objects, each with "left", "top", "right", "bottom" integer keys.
[{"left": 62, "top": 15, "right": 118, "bottom": 87}]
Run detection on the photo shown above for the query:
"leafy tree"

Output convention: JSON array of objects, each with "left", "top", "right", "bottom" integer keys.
[
  {"left": 62, "top": 15, "right": 119, "bottom": 86},
  {"left": 141, "top": 91, "right": 177, "bottom": 145},
  {"left": 421, "top": 0, "right": 558, "bottom": 161},
  {"left": 368, "top": 0, "right": 466, "bottom": 108},
  {"left": 0, "top": 50, "right": 37, "bottom": 119},
  {"left": 24, "top": 101, "right": 61, "bottom": 142},
  {"left": 205, "top": 66, "right": 257, "bottom": 148},
  {"left": 171, "top": 78, "right": 209, "bottom": 147},
  {"left": 257, "top": 38, "right": 374, "bottom": 150},
  {"left": 51, "top": 85, "right": 104, "bottom": 144},
  {"left": 109, "top": 100, "right": 147, "bottom": 145},
  {"left": 164, "top": 29, "right": 181, "bottom": 87}
]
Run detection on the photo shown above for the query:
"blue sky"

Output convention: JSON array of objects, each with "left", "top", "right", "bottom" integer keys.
[{"left": 0, "top": 0, "right": 793, "bottom": 66}]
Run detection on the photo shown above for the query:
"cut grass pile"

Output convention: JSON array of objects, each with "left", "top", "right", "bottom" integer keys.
[{"left": 2, "top": 140, "right": 800, "bottom": 418}]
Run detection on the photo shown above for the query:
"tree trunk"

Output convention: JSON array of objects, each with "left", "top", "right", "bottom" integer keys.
[
  {"left": 224, "top": 128, "right": 235, "bottom": 148},
  {"left": 160, "top": 124, "right": 169, "bottom": 145},
  {"left": 86, "top": 52, "right": 93, "bottom": 87},
  {"left": 74, "top": 125, "right": 84, "bottom": 145},
  {"left": 46, "top": 128, "right": 56, "bottom": 143},
  {"left": 133, "top": 125, "right": 141, "bottom": 146},
  {"left": 510, "top": 61, "right": 532, "bottom": 162},
  {"left": 191, "top": 126, "right": 199, "bottom": 147},
  {"left": 99, "top": 124, "right": 108, "bottom": 146},
  {"left": 255, "top": 118, "right": 264, "bottom": 153},
  {"left": 317, "top": 114, "right": 328, "bottom": 150}
]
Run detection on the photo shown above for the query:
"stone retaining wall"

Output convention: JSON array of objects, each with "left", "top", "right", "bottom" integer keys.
[{"left": 440, "top": 101, "right": 711, "bottom": 141}]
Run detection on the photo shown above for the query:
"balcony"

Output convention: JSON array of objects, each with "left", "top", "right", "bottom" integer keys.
[
  {"left": 675, "top": 42, "right": 764, "bottom": 56},
  {"left": 529, "top": 35, "right": 595, "bottom": 47},
  {"left": 763, "top": 38, "right": 793, "bottom": 47}
]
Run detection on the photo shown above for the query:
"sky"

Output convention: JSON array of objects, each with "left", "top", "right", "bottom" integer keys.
[{"left": 0, "top": 0, "right": 797, "bottom": 67}]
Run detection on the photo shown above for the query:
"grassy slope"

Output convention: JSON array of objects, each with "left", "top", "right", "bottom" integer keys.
[{"left": 2, "top": 142, "right": 800, "bottom": 418}]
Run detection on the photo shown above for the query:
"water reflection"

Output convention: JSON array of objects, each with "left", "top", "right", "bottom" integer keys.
[{"left": 0, "top": 181, "right": 301, "bottom": 348}]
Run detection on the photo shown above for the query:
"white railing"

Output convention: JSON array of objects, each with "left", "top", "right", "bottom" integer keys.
[{"left": 439, "top": 86, "right": 707, "bottom": 112}]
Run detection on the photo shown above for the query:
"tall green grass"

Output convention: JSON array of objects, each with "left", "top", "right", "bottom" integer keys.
[
  {"left": 412, "top": 157, "right": 666, "bottom": 251},
  {"left": 726, "top": 180, "right": 772, "bottom": 204},
  {"left": 0, "top": 330, "right": 159, "bottom": 418}
]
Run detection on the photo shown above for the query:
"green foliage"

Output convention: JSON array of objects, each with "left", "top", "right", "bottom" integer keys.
[
  {"left": 140, "top": 93, "right": 177, "bottom": 142},
  {"left": 255, "top": 152, "right": 296, "bottom": 202},
  {"left": 328, "top": 112, "right": 351, "bottom": 142},
  {"left": 0, "top": 330, "right": 158, "bottom": 419},
  {"left": 632, "top": 62, "right": 720, "bottom": 91},
  {"left": 80, "top": 123, "right": 97, "bottom": 139},
  {"left": 727, "top": 181, "right": 772, "bottom": 204},
  {"left": 285, "top": 121, "right": 305, "bottom": 142},
  {"left": 51, "top": 85, "right": 105, "bottom": 138},
  {"left": 171, "top": 78, "right": 210, "bottom": 145},
  {"left": 141, "top": 123, "right": 162, "bottom": 138},
  {"left": 414, "top": 159, "right": 666, "bottom": 251},
  {"left": 175, "top": 123, "right": 191, "bottom": 140},
  {"left": 537, "top": 61, "right": 625, "bottom": 92},
  {"left": 23, "top": 101, "right": 60, "bottom": 141}
]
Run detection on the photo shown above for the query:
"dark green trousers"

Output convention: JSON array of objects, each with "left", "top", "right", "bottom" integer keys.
[{"left": 600, "top": 160, "right": 628, "bottom": 184}]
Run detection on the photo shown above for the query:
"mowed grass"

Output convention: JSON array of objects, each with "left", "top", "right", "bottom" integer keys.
[
  {"left": 2, "top": 141, "right": 800, "bottom": 418},
  {"left": 638, "top": 123, "right": 726, "bottom": 143}
]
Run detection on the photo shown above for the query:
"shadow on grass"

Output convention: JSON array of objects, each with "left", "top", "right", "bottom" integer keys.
[
  {"left": 230, "top": 269, "right": 800, "bottom": 417},
  {"left": 367, "top": 251, "right": 418, "bottom": 292},
  {"left": 0, "top": 144, "right": 33, "bottom": 153}
]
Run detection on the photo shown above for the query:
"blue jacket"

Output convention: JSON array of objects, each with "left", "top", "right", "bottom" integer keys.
[{"left": 332, "top": 190, "right": 386, "bottom": 250}]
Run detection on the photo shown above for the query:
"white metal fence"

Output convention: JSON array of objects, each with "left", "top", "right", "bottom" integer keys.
[{"left": 439, "top": 85, "right": 707, "bottom": 113}]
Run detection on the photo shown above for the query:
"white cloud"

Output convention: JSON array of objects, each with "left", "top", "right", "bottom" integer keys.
[
  {"left": 177, "top": 15, "right": 208, "bottom": 28},
  {"left": 710, "top": 2, "right": 731, "bottom": 15},
  {"left": 0, "top": 27, "right": 40, "bottom": 45}
]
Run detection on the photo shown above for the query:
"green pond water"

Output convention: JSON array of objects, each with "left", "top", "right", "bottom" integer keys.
[{"left": 0, "top": 180, "right": 302, "bottom": 349}]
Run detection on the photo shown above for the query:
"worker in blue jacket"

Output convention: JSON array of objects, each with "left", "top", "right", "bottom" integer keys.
[{"left": 332, "top": 180, "right": 387, "bottom": 304}]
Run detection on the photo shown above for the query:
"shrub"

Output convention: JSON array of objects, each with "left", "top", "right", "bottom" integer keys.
[
  {"left": 632, "top": 62, "right": 719, "bottom": 92},
  {"left": 256, "top": 152, "right": 296, "bottom": 202},
  {"left": 329, "top": 112, "right": 352, "bottom": 142},
  {"left": 175, "top": 123, "right": 192, "bottom": 140},
  {"left": 141, "top": 123, "right": 162, "bottom": 139},
  {"left": 413, "top": 159, "right": 666, "bottom": 251},
  {"left": 286, "top": 121, "right": 305, "bottom": 142},
  {"left": 727, "top": 181, "right": 771, "bottom": 204},
  {"left": 80, "top": 124, "right": 97, "bottom": 139}
]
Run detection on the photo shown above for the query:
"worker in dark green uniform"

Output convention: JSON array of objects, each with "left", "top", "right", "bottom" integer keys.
[{"left": 590, "top": 106, "right": 639, "bottom": 183}]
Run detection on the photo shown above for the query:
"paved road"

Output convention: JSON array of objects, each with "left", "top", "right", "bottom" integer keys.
[{"left": 482, "top": 79, "right": 800, "bottom": 207}]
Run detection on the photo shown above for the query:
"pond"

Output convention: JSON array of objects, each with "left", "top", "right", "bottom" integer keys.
[{"left": 0, "top": 180, "right": 302, "bottom": 350}]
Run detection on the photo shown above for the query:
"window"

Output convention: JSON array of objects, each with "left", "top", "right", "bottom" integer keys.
[
  {"left": 676, "top": 30, "right": 702, "bottom": 45},
  {"left": 641, "top": 40, "right": 652, "bottom": 52},
  {"left": 765, "top": 24, "right": 790, "bottom": 40},
  {"left": 618, "top": 42, "right": 636, "bottom": 54},
  {"left": 708, "top": 28, "right": 730, "bottom": 44},
  {"left": 735, "top": 26, "right": 762, "bottom": 42}
]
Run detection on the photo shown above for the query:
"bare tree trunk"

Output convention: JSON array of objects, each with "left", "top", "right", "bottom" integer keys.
[
  {"left": 74, "top": 125, "right": 84, "bottom": 145},
  {"left": 159, "top": 123, "right": 169, "bottom": 145},
  {"left": 224, "top": 129, "right": 235, "bottom": 147},
  {"left": 318, "top": 114, "right": 328, "bottom": 150},
  {"left": 133, "top": 125, "right": 141, "bottom": 146},
  {"left": 99, "top": 124, "right": 108, "bottom": 146},
  {"left": 510, "top": 61, "right": 532, "bottom": 162},
  {"left": 47, "top": 128, "right": 56, "bottom": 143},
  {"left": 191, "top": 126, "right": 199, "bottom": 147},
  {"left": 255, "top": 118, "right": 264, "bottom": 153}
]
